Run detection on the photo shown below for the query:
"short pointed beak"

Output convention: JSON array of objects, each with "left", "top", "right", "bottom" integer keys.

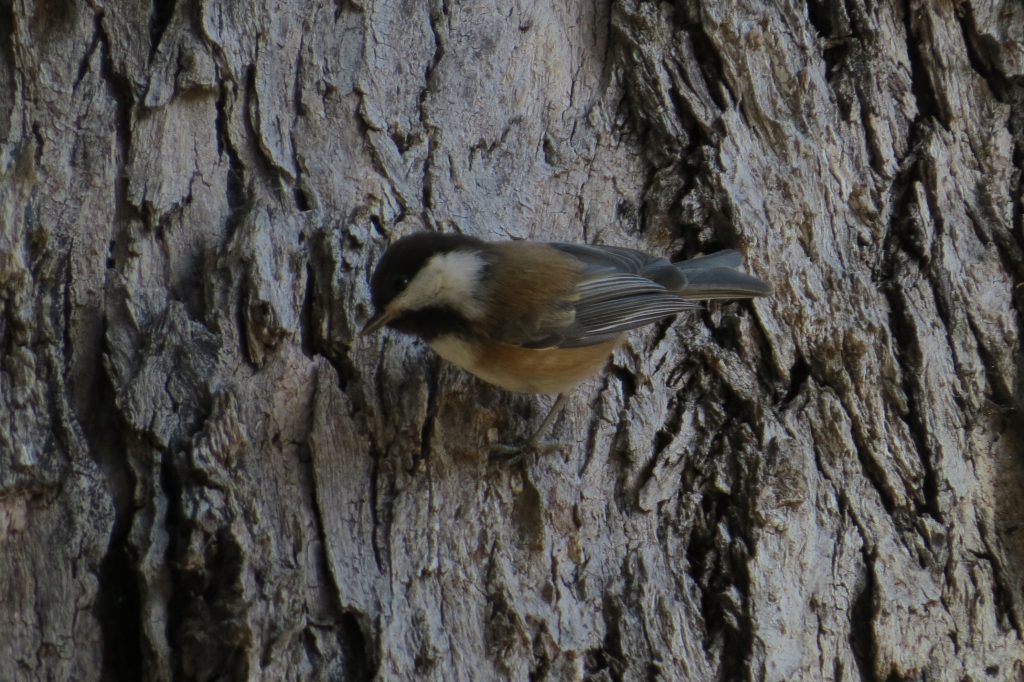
[{"left": 360, "top": 309, "right": 394, "bottom": 336}]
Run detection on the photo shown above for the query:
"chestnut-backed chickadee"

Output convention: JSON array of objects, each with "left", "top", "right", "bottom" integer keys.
[{"left": 362, "top": 231, "right": 770, "bottom": 458}]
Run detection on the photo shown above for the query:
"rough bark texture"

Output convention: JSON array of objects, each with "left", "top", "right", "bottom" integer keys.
[{"left": 1, "top": 0, "right": 1022, "bottom": 680}]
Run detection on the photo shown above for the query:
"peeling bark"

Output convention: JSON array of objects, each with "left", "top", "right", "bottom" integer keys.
[{"left": 1, "top": 0, "right": 1022, "bottom": 680}]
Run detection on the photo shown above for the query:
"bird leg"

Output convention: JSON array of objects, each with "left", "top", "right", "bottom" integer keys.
[{"left": 489, "top": 393, "right": 570, "bottom": 462}]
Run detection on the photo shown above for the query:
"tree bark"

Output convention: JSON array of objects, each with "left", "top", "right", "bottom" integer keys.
[{"left": 2, "top": 0, "right": 1022, "bottom": 680}]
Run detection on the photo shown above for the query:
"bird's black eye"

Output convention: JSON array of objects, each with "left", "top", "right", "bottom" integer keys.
[{"left": 394, "top": 275, "right": 410, "bottom": 293}]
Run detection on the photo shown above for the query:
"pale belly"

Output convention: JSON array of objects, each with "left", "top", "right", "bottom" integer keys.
[{"left": 427, "top": 335, "right": 620, "bottom": 395}]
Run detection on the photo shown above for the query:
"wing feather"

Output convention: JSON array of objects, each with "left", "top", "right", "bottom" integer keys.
[
  {"left": 527, "top": 271, "right": 697, "bottom": 348},
  {"left": 500, "top": 243, "right": 765, "bottom": 349}
]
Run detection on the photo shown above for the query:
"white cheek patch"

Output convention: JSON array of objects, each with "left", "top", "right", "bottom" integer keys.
[{"left": 393, "top": 251, "right": 487, "bottom": 319}]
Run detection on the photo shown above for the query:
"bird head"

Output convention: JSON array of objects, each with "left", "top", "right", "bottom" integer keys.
[{"left": 362, "top": 232, "right": 489, "bottom": 338}]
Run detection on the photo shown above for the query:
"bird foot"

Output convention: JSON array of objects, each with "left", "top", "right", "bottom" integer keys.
[{"left": 488, "top": 439, "right": 570, "bottom": 464}]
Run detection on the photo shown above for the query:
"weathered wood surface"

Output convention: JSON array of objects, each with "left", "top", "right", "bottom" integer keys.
[{"left": 1, "top": 0, "right": 1022, "bottom": 679}]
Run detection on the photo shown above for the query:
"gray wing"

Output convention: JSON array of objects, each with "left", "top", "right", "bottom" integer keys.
[
  {"left": 519, "top": 244, "right": 767, "bottom": 349},
  {"left": 528, "top": 273, "right": 699, "bottom": 348},
  {"left": 517, "top": 244, "right": 692, "bottom": 348},
  {"left": 547, "top": 242, "right": 670, "bottom": 274}
]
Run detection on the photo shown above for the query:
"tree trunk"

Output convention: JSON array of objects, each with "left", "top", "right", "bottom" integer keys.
[{"left": 2, "top": 0, "right": 1022, "bottom": 679}]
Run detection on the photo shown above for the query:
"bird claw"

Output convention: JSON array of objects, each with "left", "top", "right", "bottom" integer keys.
[{"left": 488, "top": 439, "right": 570, "bottom": 464}]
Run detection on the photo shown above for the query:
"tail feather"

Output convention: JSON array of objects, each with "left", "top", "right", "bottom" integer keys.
[
  {"left": 673, "top": 266, "right": 772, "bottom": 299},
  {"left": 644, "top": 250, "right": 770, "bottom": 299},
  {"left": 670, "top": 249, "right": 744, "bottom": 271}
]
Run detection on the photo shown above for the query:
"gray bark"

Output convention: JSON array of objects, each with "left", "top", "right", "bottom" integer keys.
[{"left": 1, "top": 0, "right": 1022, "bottom": 680}]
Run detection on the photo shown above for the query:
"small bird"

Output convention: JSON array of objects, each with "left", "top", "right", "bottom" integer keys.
[{"left": 361, "top": 231, "right": 770, "bottom": 457}]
